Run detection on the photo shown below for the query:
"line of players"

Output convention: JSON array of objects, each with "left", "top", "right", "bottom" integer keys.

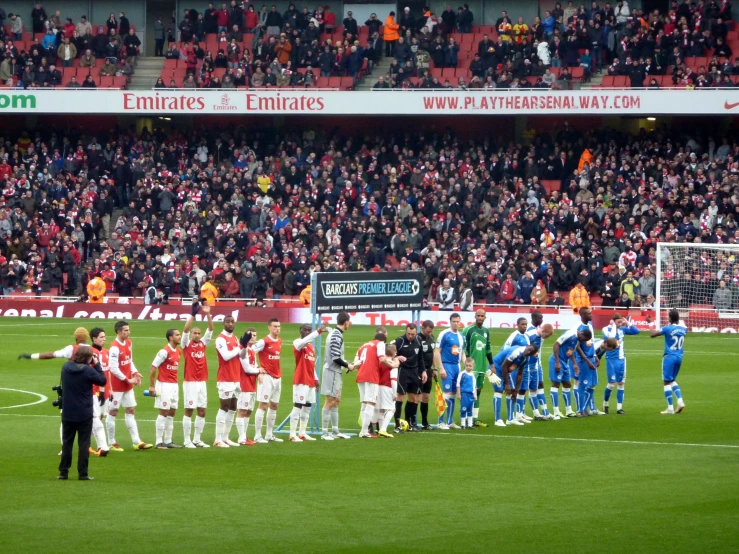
[
  {"left": 21, "top": 304, "right": 689, "bottom": 452},
  {"left": 408, "top": 307, "right": 687, "bottom": 428}
]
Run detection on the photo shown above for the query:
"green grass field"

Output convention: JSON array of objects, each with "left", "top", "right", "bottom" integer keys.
[{"left": 0, "top": 318, "right": 737, "bottom": 554}]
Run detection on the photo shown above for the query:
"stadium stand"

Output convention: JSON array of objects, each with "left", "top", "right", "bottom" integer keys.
[
  {"left": 0, "top": 120, "right": 736, "bottom": 310},
  {"left": 1, "top": 9, "right": 138, "bottom": 89},
  {"left": 3, "top": 2, "right": 736, "bottom": 90}
]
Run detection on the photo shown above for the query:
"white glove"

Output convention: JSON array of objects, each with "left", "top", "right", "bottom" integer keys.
[{"left": 487, "top": 370, "right": 502, "bottom": 386}]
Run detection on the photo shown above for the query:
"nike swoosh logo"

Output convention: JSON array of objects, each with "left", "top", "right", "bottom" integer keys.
[{"left": 725, "top": 101, "right": 739, "bottom": 110}]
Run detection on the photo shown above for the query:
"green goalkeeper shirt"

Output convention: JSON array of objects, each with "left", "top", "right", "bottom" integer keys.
[{"left": 462, "top": 324, "right": 493, "bottom": 373}]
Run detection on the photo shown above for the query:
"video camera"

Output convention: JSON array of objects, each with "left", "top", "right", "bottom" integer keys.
[{"left": 52, "top": 385, "right": 62, "bottom": 409}]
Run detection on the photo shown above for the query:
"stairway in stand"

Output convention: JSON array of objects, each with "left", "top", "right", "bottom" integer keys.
[
  {"left": 355, "top": 56, "right": 394, "bottom": 91},
  {"left": 128, "top": 57, "right": 166, "bottom": 90}
]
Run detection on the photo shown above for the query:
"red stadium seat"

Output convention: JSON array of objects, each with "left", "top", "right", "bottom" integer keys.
[
  {"left": 339, "top": 77, "right": 354, "bottom": 90},
  {"left": 571, "top": 66, "right": 584, "bottom": 80},
  {"left": 327, "top": 76, "right": 341, "bottom": 88},
  {"left": 614, "top": 76, "right": 628, "bottom": 87},
  {"left": 601, "top": 75, "right": 615, "bottom": 87},
  {"left": 442, "top": 68, "right": 455, "bottom": 78},
  {"left": 164, "top": 59, "right": 178, "bottom": 70}
]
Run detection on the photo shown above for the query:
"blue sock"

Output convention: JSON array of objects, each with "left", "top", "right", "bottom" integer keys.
[
  {"left": 604, "top": 385, "right": 613, "bottom": 402},
  {"left": 506, "top": 396, "right": 514, "bottom": 421},
  {"left": 494, "top": 394, "right": 502, "bottom": 421},
  {"left": 529, "top": 392, "right": 539, "bottom": 412},
  {"left": 460, "top": 404, "right": 467, "bottom": 419},
  {"left": 563, "top": 388, "right": 572, "bottom": 409},
  {"left": 550, "top": 387, "right": 559, "bottom": 410},
  {"left": 576, "top": 387, "right": 585, "bottom": 413},
  {"left": 672, "top": 383, "right": 683, "bottom": 402},
  {"left": 664, "top": 385, "right": 673, "bottom": 407},
  {"left": 538, "top": 391, "right": 549, "bottom": 415},
  {"left": 516, "top": 396, "right": 526, "bottom": 416},
  {"left": 588, "top": 389, "right": 596, "bottom": 411},
  {"left": 446, "top": 398, "right": 455, "bottom": 425},
  {"left": 617, "top": 387, "right": 625, "bottom": 405}
]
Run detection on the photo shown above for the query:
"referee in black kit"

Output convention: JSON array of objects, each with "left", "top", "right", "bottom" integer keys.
[
  {"left": 58, "top": 345, "right": 107, "bottom": 481},
  {"left": 392, "top": 323, "right": 427, "bottom": 433}
]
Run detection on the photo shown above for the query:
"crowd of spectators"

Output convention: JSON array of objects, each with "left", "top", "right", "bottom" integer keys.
[
  {"left": 4, "top": 1, "right": 736, "bottom": 90},
  {"left": 374, "top": 0, "right": 737, "bottom": 89},
  {"left": 0, "top": 5, "right": 140, "bottom": 88},
  {"left": 0, "top": 120, "right": 737, "bottom": 311}
]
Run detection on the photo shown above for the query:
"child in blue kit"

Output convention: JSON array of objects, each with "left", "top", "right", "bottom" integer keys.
[{"left": 456, "top": 358, "right": 478, "bottom": 429}]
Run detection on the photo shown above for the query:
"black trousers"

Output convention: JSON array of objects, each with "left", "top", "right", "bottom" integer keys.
[
  {"left": 155, "top": 39, "right": 164, "bottom": 56},
  {"left": 59, "top": 418, "right": 93, "bottom": 478}
]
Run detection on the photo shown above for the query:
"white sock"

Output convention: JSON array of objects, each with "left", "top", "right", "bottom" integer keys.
[
  {"left": 372, "top": 407, "right": 381, "bottom": 425},
  {"left": 125, "top": 413, "right": 141, "bottom": 445},
  {"left": 164, "top": 416, "right": 174, "bottom": 443},
  {"left": 225, "top": 410, "right": 236, "bottom": 441},
  {"left": 106, "top": 415, "right": 116, "bottom": 444},
  {"left": 467, "top": 416, "right": 473, "bottom": 427},
  {"left": 360, "top": 403, "right": 371, "bottom": 434},
  {"left": 289, "top": 407, "right": 300, "bottom": 437},
  {"left": 381, "top": 410, "right": 394, "bottom": 432},
  {"left": 215, "top": 409, "right": 228, "bottom": 442},
  {"left": 236, "top": 417, "right": 246, "bottom": 442},
  {"left": 472, "top": 406, "right": 479, "bottom": 418},
  {"left": 266, "top": 408, "right": 277, "bottom": 437},
  {"left": 321, "top": 408, "right": 330, "bottom": 433},
  {"left": 60, "top": 422, "right": 64, "bottom": 445},
  {"left": 254, "top": 408, "right": 266, "bottom": 439},
  {"left": 194, "top": 415, "right": 205, "bottom": 443},
  {"left": 299, "top": 406, "right": 311, "bottom": 435},
  {"left": 92, "top": 417, "right": 108, "bottom": 450},
  {"left": 155, "top": 415, "right": 166, "bottom": 445},
  {"left": 330, "top": 407, "right": 339, "bottom": 434},
  {"left": 183, "top": 416, "right": 192, "bottom": 444}
]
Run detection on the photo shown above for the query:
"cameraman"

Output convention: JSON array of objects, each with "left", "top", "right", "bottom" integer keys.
[{"left": 58, "top": 345, "right": 106, "bottom": 481}]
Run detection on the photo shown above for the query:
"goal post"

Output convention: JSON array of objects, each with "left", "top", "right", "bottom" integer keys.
[{"left": 656, "top": 242, "right": 739, "bottom": 332}]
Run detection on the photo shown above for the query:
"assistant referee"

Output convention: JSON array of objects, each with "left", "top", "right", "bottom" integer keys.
[{"left": 392, "top": 323, "right": 427, "bottom": 433}]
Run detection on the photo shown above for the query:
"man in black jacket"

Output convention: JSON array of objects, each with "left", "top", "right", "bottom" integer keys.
[
  {"left": 58, "top": 345, "right": 107, "bottom": 481},
  {"left": 392, "top": 323, "right": 427, "bottom": 432}
]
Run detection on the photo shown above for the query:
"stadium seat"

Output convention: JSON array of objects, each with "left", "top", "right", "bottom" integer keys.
[
  {"left": 601, "top": 76, "right": 615, "bottom": 87},
  {"left": 164, "top": 59, "right": 178, "bottom": 70},
  {"left": 614, "top": 76, "right": 628, "bottom": 87},
  {"left": 571, "top": 67, "right": 584, "bottom": 80}
]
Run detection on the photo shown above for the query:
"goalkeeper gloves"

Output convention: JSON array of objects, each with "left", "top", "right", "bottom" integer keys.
[
  {"left": 18, "top": 353, "right": 31, "bottom": 360},
  {"left": 191, "top": 301, "right": 201, "bottom": 316},
  {"left": 239, "top": 331, "right": 253, "bottom": 348},
  {"left": 486, "top": 370, "right": 502, "bottom": 386}
]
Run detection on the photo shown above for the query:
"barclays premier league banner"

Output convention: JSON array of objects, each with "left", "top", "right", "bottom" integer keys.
[{"left": 314, "top": 271, "right": 424, "bottom": 313}]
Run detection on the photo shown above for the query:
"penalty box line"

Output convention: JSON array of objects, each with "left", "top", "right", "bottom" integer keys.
[{"left": 0, "top": 413, "right": 737, "bottom": 449}]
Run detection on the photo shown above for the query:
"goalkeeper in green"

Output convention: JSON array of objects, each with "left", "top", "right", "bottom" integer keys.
[{"left": 462, "top": 309, "right": 494, "bottom": 427}]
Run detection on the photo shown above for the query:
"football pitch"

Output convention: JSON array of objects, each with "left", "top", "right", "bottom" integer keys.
[{"left": 0, "top": 318, "right": 737, "bottom": 554}]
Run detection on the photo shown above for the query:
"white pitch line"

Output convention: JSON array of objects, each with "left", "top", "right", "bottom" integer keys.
[
  {"left": 0, "top": 388, "right": 49, "bottom": 409},
  {"left": 0, "top": 413, "right": 736, "bottom": 449}
]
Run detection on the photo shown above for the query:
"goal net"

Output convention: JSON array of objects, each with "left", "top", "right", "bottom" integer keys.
[{"left": 656, "top": 242, "right": 739, "bottom": 332}]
